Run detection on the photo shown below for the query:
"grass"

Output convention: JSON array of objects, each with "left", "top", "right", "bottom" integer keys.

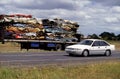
[
  {"left": 0, "top": 61, "right": 120, "bottom": 79},
  {"left": 109, "top": 41, "right": 120, "bottom": 51},
  {"left": 0, "top": 42, "right": 52, "bottom": 53}
]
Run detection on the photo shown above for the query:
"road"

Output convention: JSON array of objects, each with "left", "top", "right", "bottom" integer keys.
[{"left": 0, "top": 51, "right": 120, "bottom": 67}]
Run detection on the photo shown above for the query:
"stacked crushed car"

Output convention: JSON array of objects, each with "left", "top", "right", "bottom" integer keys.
[{"left": 0, "top": 14, "right": 79, "bottom": 41}]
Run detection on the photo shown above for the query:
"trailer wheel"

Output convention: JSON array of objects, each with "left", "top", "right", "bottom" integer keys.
[
  {"left": 54, "top": 44, "right": 62, "bottom": 51},
  {"left": 65, "top": 44, "right": 70, "bottom": 48}
]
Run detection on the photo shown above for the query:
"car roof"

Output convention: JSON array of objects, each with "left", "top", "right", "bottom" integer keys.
[{"left": 85, "top": 39, "right": 104, "bottom": 41}]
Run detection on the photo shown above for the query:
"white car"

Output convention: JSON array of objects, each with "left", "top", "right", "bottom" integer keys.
[{"left": 65, "top": 39, "right": 115, "bottom": 57}]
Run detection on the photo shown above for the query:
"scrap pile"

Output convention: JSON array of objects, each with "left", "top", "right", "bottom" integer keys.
[{"left": 0, "top": 14, "right": 79, "bottom": 41}]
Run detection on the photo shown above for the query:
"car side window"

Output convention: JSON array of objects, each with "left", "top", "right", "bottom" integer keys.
[
  {"left": 100, "top": 41, "right": 109, "bottom": 46},
  {"left": 92, "top": 41, "right": 100, "bottom": 46}
]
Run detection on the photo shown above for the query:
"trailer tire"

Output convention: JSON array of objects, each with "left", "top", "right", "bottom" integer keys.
[
  {"left": 54, "top": 44, "right": 62, "bottom": 51},
  {"left": 65, "top": 44, "right": 70, "bottom": 48}
]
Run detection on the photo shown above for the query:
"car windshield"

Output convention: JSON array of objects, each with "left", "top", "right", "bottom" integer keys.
[{"left": 78, "top": 40, "right": 93, "bottom": 45}]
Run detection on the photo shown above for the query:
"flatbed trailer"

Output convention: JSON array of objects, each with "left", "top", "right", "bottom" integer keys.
[{"left": 4, "top": 39, "right": 77, "bottom": 51}]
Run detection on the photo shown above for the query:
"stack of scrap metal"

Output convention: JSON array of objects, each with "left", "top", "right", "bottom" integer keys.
[
  {"left": 0, "top": 14, "right": 79, "bottom": 41},
  {"left": 43, "top": 18, "right": 79, "bottom": 41},
  {"left": 5, "top": 23, "right": 44, "bottom": 39}
]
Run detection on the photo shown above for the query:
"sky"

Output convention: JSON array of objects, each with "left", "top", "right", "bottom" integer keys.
[{"left": 0, "top": 0, "right": 120, "bottom": 36}]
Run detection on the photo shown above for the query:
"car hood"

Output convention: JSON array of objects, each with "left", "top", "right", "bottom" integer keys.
[{"left": 66, "top": 44, "right": 90, "bottom": 49}]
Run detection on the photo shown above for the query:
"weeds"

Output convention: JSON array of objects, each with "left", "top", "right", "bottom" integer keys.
[{"left": 0, "top": 61, "right": 120, "bottom": 79}]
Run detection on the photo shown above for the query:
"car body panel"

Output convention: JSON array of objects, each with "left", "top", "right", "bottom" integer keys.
[{"left": 90, "top": 46, "right": 108, "bottom": 55}]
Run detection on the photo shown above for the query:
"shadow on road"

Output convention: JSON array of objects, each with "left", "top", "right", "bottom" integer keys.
[{"left": 64, "top": 54, "right": 111, "bottom": 57}]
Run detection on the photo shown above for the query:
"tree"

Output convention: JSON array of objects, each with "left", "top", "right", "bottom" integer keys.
[
  {"left": 88, "top": 34, "right": 99, "bottom": 39},
  {"left": 116, "top": 34, "right": 120, "bottom": 40},
  {"left": 99, "top": 32, "right": 116, "bottom": 40}
]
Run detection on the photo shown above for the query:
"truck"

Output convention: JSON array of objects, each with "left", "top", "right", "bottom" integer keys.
[{"left": 0, "top": 14, "right": 81, "bottom": 51}]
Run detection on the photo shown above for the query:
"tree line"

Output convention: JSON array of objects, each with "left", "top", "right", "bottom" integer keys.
[{"left": 84, "top": 32, "right": 120, "bottom": 40}]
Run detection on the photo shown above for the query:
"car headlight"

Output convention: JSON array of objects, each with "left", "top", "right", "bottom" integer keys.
[
  {"left": 66, "top": 48, "right": 82, "bottom": 51},
  {"left": 73, "top": 48, "right": 81, "bottom": 50}
]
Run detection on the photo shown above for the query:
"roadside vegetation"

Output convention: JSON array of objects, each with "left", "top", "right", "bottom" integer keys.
[
  {"left": 0, "top": 61, "right": 120, "bottom": 79},
  {"left": 109, "top": 41, "right": 120, "bottom": 51}
]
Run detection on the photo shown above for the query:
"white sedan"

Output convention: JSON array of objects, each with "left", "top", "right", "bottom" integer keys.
[{"left": 65, "top": 39, "right": 115, "bottom": 57}]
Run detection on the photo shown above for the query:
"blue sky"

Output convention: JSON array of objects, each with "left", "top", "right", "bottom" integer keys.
[{"left": 0, "top": 0, "right": 120, "bottom": 35}]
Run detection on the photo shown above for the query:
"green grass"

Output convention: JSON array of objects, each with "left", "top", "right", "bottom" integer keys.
[{"left": 0, "top": 61, "right": 120, "bottom": 79}]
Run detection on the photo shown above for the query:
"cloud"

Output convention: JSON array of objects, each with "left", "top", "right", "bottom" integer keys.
[
  {"left": 104, "top": 17, "right": 119, "bottom": 23},
  {"left": 0, "top": 0, "right": 11, "bottom": 5},
  {"left": 112, "top": 6, "right": 120, "bottom": 12},
  {"left": 3, "top": 0, "right": 76, "bottom": 10},
  {"left": 0, "top": 0, "right": 92, "bottom": 10},
  {"left": 74, "top": 0, "right": 91, "bottom": 8},
  {"left": 91, "top": 0, "right": 120, "bottom": 6}
]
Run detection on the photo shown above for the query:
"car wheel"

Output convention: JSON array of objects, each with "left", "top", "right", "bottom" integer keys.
[
  {"left": 82, "top": 50, "right": 89, "bottom": 57},
  {"left": 104, "top": 50, "right": 111, "bottom": 56},
  {"left": 69, "top": 53, "right": 74, "bottom": 56},
  {"left": 54, "top": 44, "right": 62, "bottom": 51}
]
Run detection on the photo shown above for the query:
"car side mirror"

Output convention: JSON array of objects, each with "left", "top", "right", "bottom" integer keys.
[{"left": 92, "top": 44, "right": 97, "bottom": 47}]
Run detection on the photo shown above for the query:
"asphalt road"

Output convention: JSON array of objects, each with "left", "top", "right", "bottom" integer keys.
[{"left": 0, "top": 51, "right": 120, "bottom": 67}]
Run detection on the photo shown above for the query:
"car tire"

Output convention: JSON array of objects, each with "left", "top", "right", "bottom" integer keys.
[
  {"left": 69, "top": 53, "right": 74, "bottom": 56},
  {"left": 54, "top": 44, "right": 62, "bottom": 51},
  {"left": 104, "top": 50, "right": 111, "bottom": 56},
  {"left": 82, "top": 50, "right": 89, "bottom": 57}
]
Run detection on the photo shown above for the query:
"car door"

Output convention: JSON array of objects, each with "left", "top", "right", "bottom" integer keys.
[
  {"left": 99, "top": 41, "right": 110, "bottom": 54},
  {"left": 90, "top": 41, "right": 102, "bottom": 55}
]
